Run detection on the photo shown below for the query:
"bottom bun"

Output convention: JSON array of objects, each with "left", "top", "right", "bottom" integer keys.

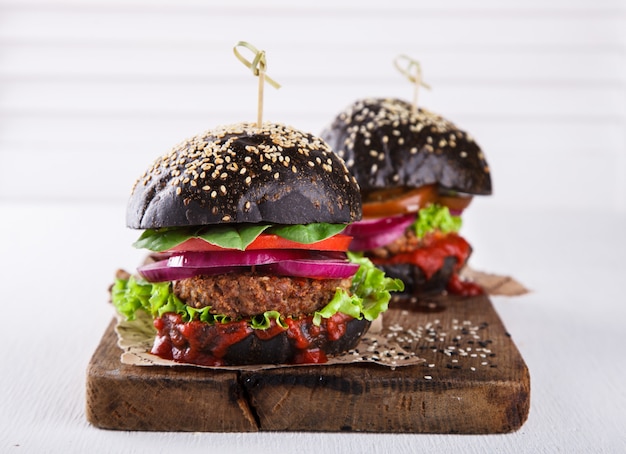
[
  {"left": 378, "top": 256, "right": 458, "bottom": 295},
  {"left": 151, "top": 311, "right": 371, "bottom": 366}
]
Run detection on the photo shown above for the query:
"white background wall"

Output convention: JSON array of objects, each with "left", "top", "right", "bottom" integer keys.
[
  {"left": 1, "top": 0, "right": 625, "bottom": 215},
  {"left": 2, "top": 3, "right": 626, "bottom": 451}
]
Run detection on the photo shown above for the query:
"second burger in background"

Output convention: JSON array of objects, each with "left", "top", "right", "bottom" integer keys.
[{"left": 321, "top": 97, "right": 492, "bottom": 296}]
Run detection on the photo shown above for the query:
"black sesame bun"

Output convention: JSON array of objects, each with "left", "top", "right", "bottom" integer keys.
[
  {"left": 128, "top": 122, "right": 361, "bottom": 229},
  {"left": 320, "top": 97, "right": 491, "bottom": 197},
  {"left": 320, "top": 98, "right": 491, "bottom": 297}
]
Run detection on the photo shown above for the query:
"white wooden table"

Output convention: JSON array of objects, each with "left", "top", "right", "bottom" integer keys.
[{"left": 1, "top": 202, "right": 624, "bottom": 453}]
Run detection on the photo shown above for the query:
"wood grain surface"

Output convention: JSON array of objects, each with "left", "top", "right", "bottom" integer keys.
[{"left": 86, "top": 294, "right": 529, "bottom": 433}]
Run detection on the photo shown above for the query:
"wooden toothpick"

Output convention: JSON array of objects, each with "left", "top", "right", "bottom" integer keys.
[
  {"left": 393, "top": 55, "right": 431, "bottom": 114},
  {"left": 233, "top": 41, "right": 281, "bottom": 128}
]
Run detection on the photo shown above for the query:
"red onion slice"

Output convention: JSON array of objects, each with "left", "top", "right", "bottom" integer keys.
[
  {"left": 344, "top": 213, "right": 416, "bottom": 237},
  {"left": 167, "top": 249, "right": 309, "bottom": 268},
  {"left": 345, "top": 214, "right": 416, "bottom": 251},
  {"left": 260, "top": 259, "right": 359, "bottom": 279},
  {"left": 137, "top": 249, "right": 353, "bottom": 282},
  {"left": 138, "top": 261, "right": 238, "bottom": 282}
]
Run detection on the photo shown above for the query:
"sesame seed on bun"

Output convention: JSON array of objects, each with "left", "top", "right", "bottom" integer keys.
[
  {"left": 321, "top": 97, "right": 492, "bottom": 196},
  {"left": 127, "top": 122, "right": 362, "bottom": 229}
]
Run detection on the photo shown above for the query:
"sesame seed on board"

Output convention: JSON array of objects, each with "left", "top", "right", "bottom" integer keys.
[{"left": 344, "top": 311, "right": 497, "bottom": 373}]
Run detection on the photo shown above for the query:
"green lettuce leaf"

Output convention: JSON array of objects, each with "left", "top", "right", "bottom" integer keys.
[
  {"left": 413, "top": 204, "right": 462, "bottom": 238},
  {"left": 266, "top": 223, "right": 347, "bottom": 244},
  {"left": 111, "top": 276, "right": 151, "bottom": 320},
  {"left": 196, "top": 224, "right": 271, "bottom": 250},
  {"left": 113, "top": 275, "right": 229, "bottom": 325},
  {"left": 132, "top": 227, "right": 196, "bottom": 253},
  {"left": 343, "top": 252, "right": 404, "bottom": 321},
  {"left": 112, "top": 255, "right": 403, "bottom": 329},
  {"left": 312, "top": 288, "right": 363, "bottom": 325},
  {"left": 250, "top": 311, "right": 288, "bottom": 329},
  {"left": 133, "top": 223, "right": 346, "bottom": 252},
  {"left": 132, "top": 224, "right": 271, "bottom": 252}
]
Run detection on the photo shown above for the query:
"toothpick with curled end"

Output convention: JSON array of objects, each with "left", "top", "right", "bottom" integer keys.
[
  {"left": 233, "top": 41, "right": 281, "bottom": 128},
  {"left": 393, "top": 55, "right": 431, "bottom": 114}
]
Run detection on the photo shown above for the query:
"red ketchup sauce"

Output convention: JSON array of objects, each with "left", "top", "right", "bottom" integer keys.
[
  {"left": 371, "top": 233, "right": 484, "bottom": 297},
  {"left": 151, "top": 311, "right": 355, "bottom": 366},
  {"left": 446, "top": 273, "right": 484, "bottom": 297}
]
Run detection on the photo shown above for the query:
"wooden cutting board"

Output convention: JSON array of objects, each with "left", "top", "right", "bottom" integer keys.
[{"left": 85, "top": 294, "right": 529, "bottom": 433}]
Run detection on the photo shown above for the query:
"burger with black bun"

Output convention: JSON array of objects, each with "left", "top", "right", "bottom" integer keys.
[
  {"left": 321, "top": 98, "right": 492, "bottom": 296},
  {"left": 112, "top": 122, "right": 403, "bottom": 366}
]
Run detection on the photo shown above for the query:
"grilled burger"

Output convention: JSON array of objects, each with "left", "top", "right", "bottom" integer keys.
[
  {"left": 112, "top": 122, "right": 402, "bottom": 366},
  {"left": 321, "top": 98, "right": 492, "bottom": 296}
]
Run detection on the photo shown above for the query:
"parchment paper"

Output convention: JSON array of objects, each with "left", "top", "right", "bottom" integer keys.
[
  {"left": 459, "top": 266, "right": 530, "bottom": 296},
  {"left": 115, "top": 311, "right": 426, "bottom": 370},
  {"left": 114, "top": 267, "right": 527, "bottom": 370}
]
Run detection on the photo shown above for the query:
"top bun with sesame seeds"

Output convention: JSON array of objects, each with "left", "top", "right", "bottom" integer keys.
[
  {"left": 320, "top": 97, "right": 492, "bottom": 297},
  {"left": 320, "top": 97, "right": 491, "bottom": 197},
  {"left": 127, "top": 122, "right": 361, "bottom": 229}
]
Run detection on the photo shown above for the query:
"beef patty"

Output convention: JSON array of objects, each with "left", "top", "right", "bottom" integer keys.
[{"left": 173, "top": 272, "right": 352, "bottom": 319}]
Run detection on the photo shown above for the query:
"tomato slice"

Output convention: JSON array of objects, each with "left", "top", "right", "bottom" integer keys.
[
  {"left": 362, "top": 185, "right": 473, "bottom": 218},
  {"left": 436, "top": 194, "right": 473, "bottom": 213},
  {"left": 362, "top": 186, "right": 437, "bottom": 218},
  {"left": 168, "top": 233, "right": 353, "bottom": 253}
]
